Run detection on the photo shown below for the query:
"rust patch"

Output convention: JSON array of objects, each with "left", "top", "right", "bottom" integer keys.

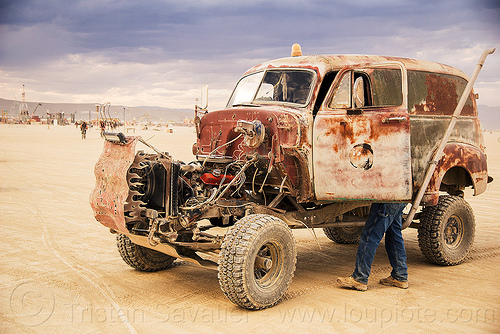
[
  {"left": 321, "top": 110, "right": 409, "bottom": 154},
  {"left": 414, "top": 73, "right": 474, "bottom": 116},
  {"left": 415, "top": 74, "right": 457, "bottom": 114},
  {"left": 425, "top": 143, "right": 488, "bottom": 199},
  {"left": 368, "top": 111, "right": 409, "bottom": 142},
  {"left": 322, "top": 117, "right": 356, "bottom": 153},
  {"left": 282, "top": 148, "right": 313, "bottom": 202},
  {"left": 197, "top": 107, "right": 301, "bottom": 160}
]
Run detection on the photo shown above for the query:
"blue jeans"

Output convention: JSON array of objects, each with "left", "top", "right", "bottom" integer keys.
[{"left": 352, "top": 203, "right": 408, "bottom": 284}]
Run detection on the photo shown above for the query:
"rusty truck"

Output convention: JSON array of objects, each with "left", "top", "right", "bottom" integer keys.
[{"left": 90, "top": 45, "right": 494, "bottom": 309}]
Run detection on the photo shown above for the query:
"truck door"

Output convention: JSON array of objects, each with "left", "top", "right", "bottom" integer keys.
[{"left": 313, "top": 63, "right": 412, "bottom": 201}]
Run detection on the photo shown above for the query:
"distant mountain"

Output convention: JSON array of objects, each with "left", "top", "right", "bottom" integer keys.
[
  {"left": 0, "top": 98, "right": 194, "bottom": 123},
  {"left": 1, "top": 97, "right": 498, "bottom": 129},
  {"left": 478, "top": 105, "right": 500, "bottom": 130}
]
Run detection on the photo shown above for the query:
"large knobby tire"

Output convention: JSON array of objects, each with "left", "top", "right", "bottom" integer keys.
[
  {"left": 117, "top": 234, "right": 176, "bottom": 272},
  {"left": 418, "top": 195, "right": 475, "bottom": 266},
  {"left": 218, "top": 214, "right": 297, "bottom": 310},
  {"left": 323, "top": 225, "right": 364, "bottom": 244}
]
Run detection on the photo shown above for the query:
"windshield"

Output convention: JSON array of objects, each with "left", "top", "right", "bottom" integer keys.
[{"left": 227, "top": 69, "right": 315, "bottom": 108}]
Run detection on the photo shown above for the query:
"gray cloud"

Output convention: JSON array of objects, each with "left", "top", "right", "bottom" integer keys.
[{"left": 0, "top": 0, "right": 498, "bottom": 109}]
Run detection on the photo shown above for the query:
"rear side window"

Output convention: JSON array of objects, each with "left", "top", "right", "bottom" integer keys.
[{"left": 408, "top": 71, "right": 475, "bottom": 116}]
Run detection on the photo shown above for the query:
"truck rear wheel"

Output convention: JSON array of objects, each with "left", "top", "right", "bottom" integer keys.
[
  {"left": 418, "top": 195, "right": 475, "bottom": 266},
  {"left": 117, "top": 234, "right": 176, "bottom": 272},
  {"left": 323, "top": 225, "right": 363, "bottom": 244},
  {"left": 218, "top": 214, "right": 296, "bottom": 310}
]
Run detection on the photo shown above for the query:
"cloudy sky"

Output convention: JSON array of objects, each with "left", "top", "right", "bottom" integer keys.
[{"left": 1, "top": 0, "right": 499, "bottom": 111}]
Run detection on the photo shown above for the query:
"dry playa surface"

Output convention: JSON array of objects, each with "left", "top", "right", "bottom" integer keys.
[{"left": 0, "top": 123, "right": 499, "bottom": 333}]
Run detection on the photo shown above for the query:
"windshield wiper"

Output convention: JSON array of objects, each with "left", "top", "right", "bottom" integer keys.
[{"left": 231, "top": 103, "right": 260, "bottom": 108}]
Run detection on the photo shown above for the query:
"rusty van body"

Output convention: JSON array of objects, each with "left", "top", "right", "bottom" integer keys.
[{"left": 91, "top": 49, "right": 491, "bottom": 310}]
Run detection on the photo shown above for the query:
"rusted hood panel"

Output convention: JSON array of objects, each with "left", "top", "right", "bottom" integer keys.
[
  {"left": 196, "top": 106, "right": 315, "bottom": 201},
  {"left": 90, "top": 138, "right": 137, "bottom": 233},
  {"left": 197, "top": 106, "right": 305, "bottom": 158}
]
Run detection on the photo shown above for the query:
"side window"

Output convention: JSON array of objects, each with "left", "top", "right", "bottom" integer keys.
[
  {"left": 328, "top": 68, "right": 402, "bottom": 110},
  {"left": 408, "top": 71, "right": 475, "bottom": 116},
  {"left": 370, "top": 68, "right": 402, "bottom": 107},
  {"left": 329, "top": 72, "right": 351, "bottom": 109}
]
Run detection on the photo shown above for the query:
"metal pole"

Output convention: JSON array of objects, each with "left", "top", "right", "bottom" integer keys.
[
  {"left": 403, "top": 48, "right": 495, "bottom": 229},
  {"left": 96, "top": 105, "right": 99, "bottom": 128}
]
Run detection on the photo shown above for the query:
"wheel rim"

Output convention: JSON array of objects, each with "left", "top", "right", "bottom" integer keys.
[
  {"left": 444, "top": 214, "right": 464, "bottom": 248},
  {"left": 254, "top": 241, "right": 283, "bottom": 288}
]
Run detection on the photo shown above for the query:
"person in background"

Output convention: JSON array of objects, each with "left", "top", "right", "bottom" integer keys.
[
  {"left": 80, "top": 121, "right": 88, "bottom": 140},
  {"left": 100, "top": 120, "right": 106, "bottom": 137}
]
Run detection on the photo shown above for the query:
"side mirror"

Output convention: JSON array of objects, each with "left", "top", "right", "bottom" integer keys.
[
  {"left": 196, "top": 85, "right": 209, "bottom": 112},
  {"left": 200, "top": 85, "right": 208, "bottom": 109},
  {"left": 353, "top": 77, "right": 365, "bottom": 108}
]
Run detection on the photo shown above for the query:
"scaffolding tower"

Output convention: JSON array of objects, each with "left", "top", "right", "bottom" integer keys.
[{"left": 18, "top": 85, "right": 30, "bottom": 123}]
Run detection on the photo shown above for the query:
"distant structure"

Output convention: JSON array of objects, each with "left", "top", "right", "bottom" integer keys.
[{"left": 18, "top": 85, "right": 30, "bottom": 123}]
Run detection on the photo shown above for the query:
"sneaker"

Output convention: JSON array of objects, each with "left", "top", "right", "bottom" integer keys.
[
  {"left": 337, "top": 276, "right": 368, "bottom": 291},
  {"left": 379, "top": 276, "right": 408, "bottom": 289}
]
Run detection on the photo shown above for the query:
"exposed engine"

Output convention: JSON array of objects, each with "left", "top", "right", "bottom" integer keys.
[{"left": 99, "top": 118, "right": 278, "bottom": 250}]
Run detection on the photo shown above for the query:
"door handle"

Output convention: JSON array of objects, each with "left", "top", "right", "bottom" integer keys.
[{"left": 382, "top": 116, "right": 406, "bottom": 123}]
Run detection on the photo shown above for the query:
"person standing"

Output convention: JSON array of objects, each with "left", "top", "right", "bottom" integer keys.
[
  {"left": 80, "top": 121, "right": 88, "bottom": 140},
  {"left": 337, "top": 203, "right": 409, "bottom": 291},
  {"left": 100, "top": 120, "right": 106, "bottom": 137}
]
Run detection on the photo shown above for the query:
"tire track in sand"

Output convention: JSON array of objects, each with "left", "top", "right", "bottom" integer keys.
[
  {"left": 467, "top": 245, "right": 500, "bottom": 261},
  {"left": 26, "top": 201, "right": 139, "bottom": 334}
]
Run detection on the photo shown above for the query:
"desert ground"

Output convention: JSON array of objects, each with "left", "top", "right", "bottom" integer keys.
[{"left": 0, "top": 123, "right": 499, "bottom": 333}]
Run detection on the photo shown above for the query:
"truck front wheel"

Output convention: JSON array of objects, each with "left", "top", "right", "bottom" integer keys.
[
  {"left": 117, "top": 234, "right": 176, "bottom": 272},
  {"left": 218, "top": 214, "right": 296, "bottom": 310},
  {"left": 418, "top": 195, "right": 475, "bottom": 266}
]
